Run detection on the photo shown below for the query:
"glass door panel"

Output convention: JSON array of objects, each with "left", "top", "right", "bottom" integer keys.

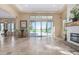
[
  {"left": 36, "top": 22, "right": 41, "bottom": 36},
  {"left": 8, "top": 23, "right": 11, "bottom": 32},
  {"left": 11, "top": 23, "right": 15, "bottom": 32},
  {"left": 30, "top": 22, "right": 36, "bottom": 36},
  {"left": 42, "top": 22, "right": 47, "bottom": 36},
  {"left": 8, "top": 23, "right": 15, "bottom": 36},
  {"left": 0, "top": 23, "right": 4, "bottom": 34},
  {"left": 47, "top": 22, "right": 52, "bottom": 36},
  {"left": 8, "top": 23, "right": 15, "bottom": 32}
]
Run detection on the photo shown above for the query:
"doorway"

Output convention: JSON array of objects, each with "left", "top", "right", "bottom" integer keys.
[{"left": 8, "top": 23, "right": 15, "bottom": 36}]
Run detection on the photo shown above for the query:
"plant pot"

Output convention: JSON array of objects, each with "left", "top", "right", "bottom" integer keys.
[{"left": 72, "top": 18, "right": 78, "bottom": 22}]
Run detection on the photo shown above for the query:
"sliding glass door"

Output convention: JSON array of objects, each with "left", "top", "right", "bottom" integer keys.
[{"left": 30, "top": 21, "right": 53, "bottom": 37}]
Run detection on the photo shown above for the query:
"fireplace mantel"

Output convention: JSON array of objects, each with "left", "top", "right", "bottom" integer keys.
[{"left": 65, "top": 21, "right": 79, "bottom": 27}]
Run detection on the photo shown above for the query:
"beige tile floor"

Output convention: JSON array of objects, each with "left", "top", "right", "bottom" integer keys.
[{"left": 0, "top": 35, "right": 78, "bottom": 55}]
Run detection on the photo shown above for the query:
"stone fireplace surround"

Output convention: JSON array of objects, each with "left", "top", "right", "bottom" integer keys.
[{"left": 67, "top": 26, "right": 79, "bottom": 46}]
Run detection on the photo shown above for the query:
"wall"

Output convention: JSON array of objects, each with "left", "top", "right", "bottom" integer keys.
[
  {"left": 53, "top": 14, "right": 64, "bottom": 38},
  {"left": 61, "top": 5, "right": 67, "bottom": 39}
]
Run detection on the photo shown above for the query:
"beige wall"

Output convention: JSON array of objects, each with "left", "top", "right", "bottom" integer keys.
[
  {"left": 53, "top": 14, "right": 63, "bottom": 37},
  {"left": 61, "top": 6, "right": 67, "bottom": 38}
]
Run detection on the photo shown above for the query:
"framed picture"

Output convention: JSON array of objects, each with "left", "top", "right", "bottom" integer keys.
[{"left": 20, "top": 20, "right": 27, "bottom": 29}]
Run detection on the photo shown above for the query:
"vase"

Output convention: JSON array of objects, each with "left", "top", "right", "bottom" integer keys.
[{"left": 72, "top": 18, "right": 78, "bottom": 22}]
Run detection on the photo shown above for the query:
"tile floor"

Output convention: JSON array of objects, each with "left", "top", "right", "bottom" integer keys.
[{"left": 0, "top": 35, "right": 78, "bottom": 55}]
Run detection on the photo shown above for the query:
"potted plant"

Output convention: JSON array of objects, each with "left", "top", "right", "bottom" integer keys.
[
  {"left": 70, "top": 6, "right": 79, "bottom": 22},
  {"left": 15, "top": 29, "right": 20, "bottom": 37}
]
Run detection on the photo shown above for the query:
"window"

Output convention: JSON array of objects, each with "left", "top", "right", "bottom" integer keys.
[{"left": 30, "top": 16, "right": 53, "bottom": 19}]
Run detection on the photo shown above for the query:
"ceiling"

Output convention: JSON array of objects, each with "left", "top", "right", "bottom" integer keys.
[
  {"left": 0, "top": 9, "right": 16, "bottom": 18},
  {"left": 14, "top": 4, "right": 66, "bottom": 13}
]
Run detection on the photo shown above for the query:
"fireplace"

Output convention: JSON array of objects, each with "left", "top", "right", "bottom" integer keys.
[{"left": 70, "top": 33, "right": 79, "bottom": 43}]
